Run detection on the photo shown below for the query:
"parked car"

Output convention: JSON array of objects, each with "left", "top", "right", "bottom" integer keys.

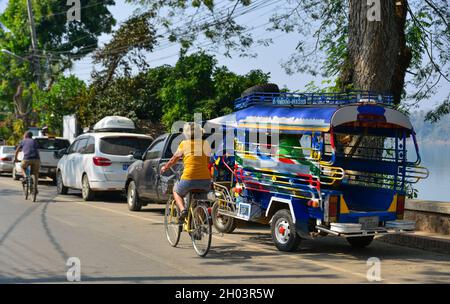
[
  {"left": 56, "top": 116, "right": 153, "bottom": 201},
  {"left": 125, "top": 132, "right": 214, "bottom": 211},
  {"left": 0, "top": 146, "right": 16, "bottom": 175},
  {"left": 12, "top": 136, "right": 71, "bottom": 181},
  {"left": 125, "top": 133, "right": 181, "bottom": 211}
]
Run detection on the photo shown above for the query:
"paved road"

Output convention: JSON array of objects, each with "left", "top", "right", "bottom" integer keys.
[{"left": 0, "top": 175, "right": 448, "bottom": 284}]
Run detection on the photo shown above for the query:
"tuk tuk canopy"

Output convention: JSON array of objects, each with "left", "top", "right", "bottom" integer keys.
[{"left": 208, "top": 104, "right": 413, "bottom": 133}]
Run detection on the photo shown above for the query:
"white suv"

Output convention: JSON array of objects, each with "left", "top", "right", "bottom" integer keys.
[{"left": 56, "top": 117, "right": 153, "bottom": 201}]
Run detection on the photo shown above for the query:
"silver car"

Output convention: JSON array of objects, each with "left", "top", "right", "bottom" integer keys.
[{"left": 0, "top": 146, "right": 16, "bottom": 175}]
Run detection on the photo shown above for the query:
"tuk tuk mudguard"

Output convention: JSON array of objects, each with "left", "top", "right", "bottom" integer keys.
[{"left": 264, "top": 196, "right": 311, "bottom": 238}]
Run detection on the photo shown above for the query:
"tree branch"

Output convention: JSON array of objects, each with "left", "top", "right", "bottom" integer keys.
[
  {"left": 407, "top": 3, "right": 450, "bottom": 83},
  {"left": 423, "top": 0, "right": 449, "bottom": 28}
]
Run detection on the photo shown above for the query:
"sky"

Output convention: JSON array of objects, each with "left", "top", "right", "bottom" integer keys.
[
  {"left": 0, "top": 0, "right": 447, "bottom": 111},
  {"left": 70, "top": 0, "right": 317, "bottom": 90}
]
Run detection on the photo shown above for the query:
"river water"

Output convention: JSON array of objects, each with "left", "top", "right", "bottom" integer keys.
[{"left": 413, "top": 143, "right": 450, "bottom": 201}]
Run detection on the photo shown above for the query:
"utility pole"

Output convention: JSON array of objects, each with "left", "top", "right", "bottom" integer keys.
[{"left": 26, "top": 0, "right": 42, "bottom": 89}]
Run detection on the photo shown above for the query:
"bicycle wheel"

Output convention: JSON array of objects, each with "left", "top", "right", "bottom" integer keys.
[
  {"left": 191, "top": 203, "right": 212, "bottom": 257},
  {"left": 164, "top": 198, "right": 181, "bottom": 247},
  {"left": 31, "top": 175, "right": 37, "bottom": 202},
  {"left": 23, "top": 177, "right": 29, "bottom": 200}
]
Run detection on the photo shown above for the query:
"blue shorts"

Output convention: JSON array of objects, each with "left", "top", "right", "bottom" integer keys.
[{"left": 174, "top": 179, "right": 211, "bottom": 197}]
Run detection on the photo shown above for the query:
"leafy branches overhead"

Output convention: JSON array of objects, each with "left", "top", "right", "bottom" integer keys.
[
  {"left": 128, "top": 0, "right": 259, "bottom": 56},
  {"left": 126, "top": 0, "right": 449, "bottom": 120}
]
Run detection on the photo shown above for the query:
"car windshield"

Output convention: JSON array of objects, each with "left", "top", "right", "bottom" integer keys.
[
  {"left": 99, "top": 136, "right": 152, "bottom": 156},
  {"left": 2, "top": 147, "right": 15, "bottom": 154},
  {"left": 35, "top": 138, "right": 70, "bottom": 151}
]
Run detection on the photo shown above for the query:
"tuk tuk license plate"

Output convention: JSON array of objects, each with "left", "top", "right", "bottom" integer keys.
[
  {"left": 237, "top": 203, "right": 251, "bottom": 220},
  {"left": 359, "top": 216, "right": 379, "bottom": 230}
]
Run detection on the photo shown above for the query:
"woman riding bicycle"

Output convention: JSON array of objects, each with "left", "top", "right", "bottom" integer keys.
[{"left": 160, "top": 122, "right": 212, "bottom": 221}]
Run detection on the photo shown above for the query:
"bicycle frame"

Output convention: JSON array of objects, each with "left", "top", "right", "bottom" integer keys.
[{"left": 167, "top": 194, "right": 200, "bottom": 233}]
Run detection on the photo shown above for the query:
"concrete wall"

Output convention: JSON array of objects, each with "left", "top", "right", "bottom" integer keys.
[{"left": 405, "top": 200, "right": 450, "bottom": 235}]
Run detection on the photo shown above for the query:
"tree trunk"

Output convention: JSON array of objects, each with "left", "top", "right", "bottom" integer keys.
[
  {"left": 340, "top": 0, "right": 410, "bottom": 105},
  {"left": 337, "top": 1, "right": 412, "bottom": 185},
  {"left": 13, "top": 82, "right": 33, "bottom": 129}
]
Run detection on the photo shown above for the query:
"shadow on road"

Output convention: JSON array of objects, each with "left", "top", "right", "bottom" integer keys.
[
  {"left": 0, "top": 272, "right": 339, "bottom": 283},
  {"left": 40, "top": 202, "right": 70, "bottom": 262}
]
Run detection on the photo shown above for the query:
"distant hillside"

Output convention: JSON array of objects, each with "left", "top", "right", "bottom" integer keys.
[{"left": 410, "top": 111, "right": 450, "bottom": 144}]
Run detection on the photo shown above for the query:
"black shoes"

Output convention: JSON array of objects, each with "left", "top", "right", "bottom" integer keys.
[{"left": 179, "top": 210, "right": 188, "bottom": 222}]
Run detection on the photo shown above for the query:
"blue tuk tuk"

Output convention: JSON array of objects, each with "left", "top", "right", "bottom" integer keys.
[{"left": 207, "top": 89, "right": 428, "bottom": 251}]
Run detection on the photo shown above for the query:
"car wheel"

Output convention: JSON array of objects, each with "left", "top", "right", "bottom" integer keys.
[
  {"left": 271, "top": 209, "right": 301, "bottom": 252},
  {"left": 81, "top": 174, "right": 95, "bottom": 201},
  {"left": 127, "top": 181, "right": 142, "bottom": 211},
  {"left": 346, "top": 236, "right": 374, "bottom": 248},
  {"left": 12, "top": 167, "right": 20, "bottom": 180},
  {"left": 56, "top": 171, "right": 69, "bottom": 195}
]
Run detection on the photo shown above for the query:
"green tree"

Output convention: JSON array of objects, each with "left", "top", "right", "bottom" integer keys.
[
  {"left": 34, "top": 75, "right": 87, "bottom": 135},
  {"left": 160, "top": 52, "right": 270, "bottom": 127},
  {"left": 85, "top": 65, "right": 173, "bottom": 128},
  {"left": 84, "top": 51, "right": 270, "bottom": 130},
  {"left": 0, "top": 0, "right": 116, "bottom": 129},
  {"left": 160, "top": 52, "right": 216, "bottom": 127}
]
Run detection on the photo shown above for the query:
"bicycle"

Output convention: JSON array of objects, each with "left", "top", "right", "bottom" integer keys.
[
  {"left": 163, "top": 168, "right": 213, "bottom": 257},
  {"left": 20, "top": 163, "right": 38, "bottom": 202}
]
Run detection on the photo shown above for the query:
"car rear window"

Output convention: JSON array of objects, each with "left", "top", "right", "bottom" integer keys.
[
  {"left": 35, "top": 138, "right": 70, "bottom": 151},
  {"left": 2, "top": 147, "right": 15, "bottom": 154},
  {"left": 100, "top": 137, "right": 152, "bottom": 156}
]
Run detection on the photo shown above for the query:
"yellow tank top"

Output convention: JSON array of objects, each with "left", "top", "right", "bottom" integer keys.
[{"left": 178, "top": 140, "right": 211, "bottom": 180}]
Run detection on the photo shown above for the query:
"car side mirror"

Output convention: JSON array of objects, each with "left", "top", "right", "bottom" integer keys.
[{"left": 133, "top": 151, "right": 144, "bottom": 160}]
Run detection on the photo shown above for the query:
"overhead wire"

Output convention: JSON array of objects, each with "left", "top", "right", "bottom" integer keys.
[{"left": 42, "top": 0, "right": 283, "bottom": 76}]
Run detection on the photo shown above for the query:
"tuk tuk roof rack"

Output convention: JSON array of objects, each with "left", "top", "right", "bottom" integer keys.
[{"left": 234, "top": 91, "right": 394, "bottom": 110}]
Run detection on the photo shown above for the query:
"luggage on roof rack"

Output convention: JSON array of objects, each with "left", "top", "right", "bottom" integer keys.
[
  {"left": 234, "top": 90, "right": 394, "bottom": 110},
  {"left": 93, "top": 116, "right": 136, "bottom": 132}
]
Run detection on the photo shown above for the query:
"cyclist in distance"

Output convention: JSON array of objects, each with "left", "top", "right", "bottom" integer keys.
[{"left": 14, "top": 131, "right": 41, "bottom": 194}]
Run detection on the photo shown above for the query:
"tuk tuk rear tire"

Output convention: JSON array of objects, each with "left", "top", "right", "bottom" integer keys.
[
  {"left": 271, "top": 209, "right": 301, "bottom": 252},
  {"left": 346, "top": 236, "right": 374, "bottom": 248},
  {"left": 212, "top": 201, "right": 237, "bottom": 234}
]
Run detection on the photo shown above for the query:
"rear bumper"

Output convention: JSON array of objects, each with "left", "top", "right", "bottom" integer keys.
[
  {"left": 89, "top": 180, "right": 125, "bottom": 192},
  {"left": 316, "top": 220, "right": 416, "bottom": 238},
  {"left": 0, "top": 162, "right": 14, "bottom": 172},
  {"left": 39, "top": 166, "right": 57, "bottom": 177}
]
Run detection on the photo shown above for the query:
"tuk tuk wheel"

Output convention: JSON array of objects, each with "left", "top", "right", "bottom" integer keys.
[
  {"left": 346, "top": 236, "right": 374, "bottom": 248},
  {"left": 212, "top": 201, "right": 237, "bottom": 234},
  {"left": 271, "top": 209, "right": 301, "bottom": 252}
]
